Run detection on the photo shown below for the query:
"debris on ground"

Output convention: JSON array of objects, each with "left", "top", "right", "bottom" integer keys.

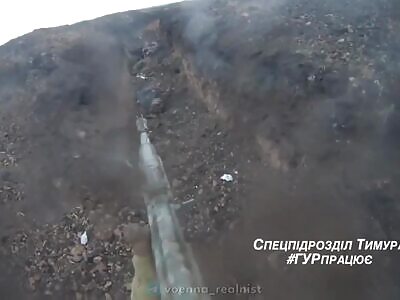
[
  {"left": 80, "top": 231, "right": 88, "bottom": 245},
  {"left": 142, "top": 41, "right": 159, "bottom": 57},
  {"left": 220, "top": 174, "right": 234, "bottom": 182}
]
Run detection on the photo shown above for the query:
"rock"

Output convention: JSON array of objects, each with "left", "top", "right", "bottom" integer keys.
[
  {"left": 93, "top": 256, "right": 103, "bottom": 264},
  {"left": 92, "top": 261, "right": 107, "bottom": 273},
  {"left": 107, "top": 262, "right": 114, "bottom": 270},
  {"left": 70, "top": 245, "right": 85, "bottom": 263},
  {"left": 104, "top": 280, "right": 112, "bottom": 290},
  {"left": 115, "top": 263, "right": 122, "bottom": 272},
  {"left": 142, "top": 41, "right": 159, "bottom": 57}
]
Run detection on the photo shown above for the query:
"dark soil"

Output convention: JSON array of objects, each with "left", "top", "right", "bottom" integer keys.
[{"left": 1, "top": 0, "right": 400, "bottom": 299}]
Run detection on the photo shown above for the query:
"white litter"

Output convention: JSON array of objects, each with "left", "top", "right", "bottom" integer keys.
[
  {"left": 220, "top": 174, "right": 234, "bottom": 182},
  {"left": 307, "top": 74, "right": 316, "bottom": 81},
  {"left": 136, "top": 73, "right": 149, "bottom": 80},
  {"left": 182, "top": 198, "right": 195, "bottom": 205},
  {"left": 80, "top": 231, "right": 88, "bottom": 245}
]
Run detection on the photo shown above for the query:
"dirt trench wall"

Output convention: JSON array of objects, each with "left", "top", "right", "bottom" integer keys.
[
  {"left": 160, "top": 0, "right": 309, "bottom": 172},
  {"left": 160, "top": 0, "right": 400, "bottom": 202},
  {"left": 155, "top": 1, "right": 400, "bottom": 299}
]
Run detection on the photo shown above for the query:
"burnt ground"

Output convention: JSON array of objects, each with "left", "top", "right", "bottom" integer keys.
[{"left": 1, "top": 0, "right": 400, "bottom": 299}]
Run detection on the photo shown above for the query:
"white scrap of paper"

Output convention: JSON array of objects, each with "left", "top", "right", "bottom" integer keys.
[
  {"left": 136, "top": 73, "right": 149, "bottom": 80},
  {"left": 220, "top": 174, "right": 234, "bottom": 182},
  {"left": 80, "top": 231, "right": 88, "bottom": 245}
]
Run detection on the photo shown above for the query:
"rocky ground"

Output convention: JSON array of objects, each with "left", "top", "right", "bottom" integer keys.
[{"left": 1, "top": 0, "right": 400, "bottom": 299}]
